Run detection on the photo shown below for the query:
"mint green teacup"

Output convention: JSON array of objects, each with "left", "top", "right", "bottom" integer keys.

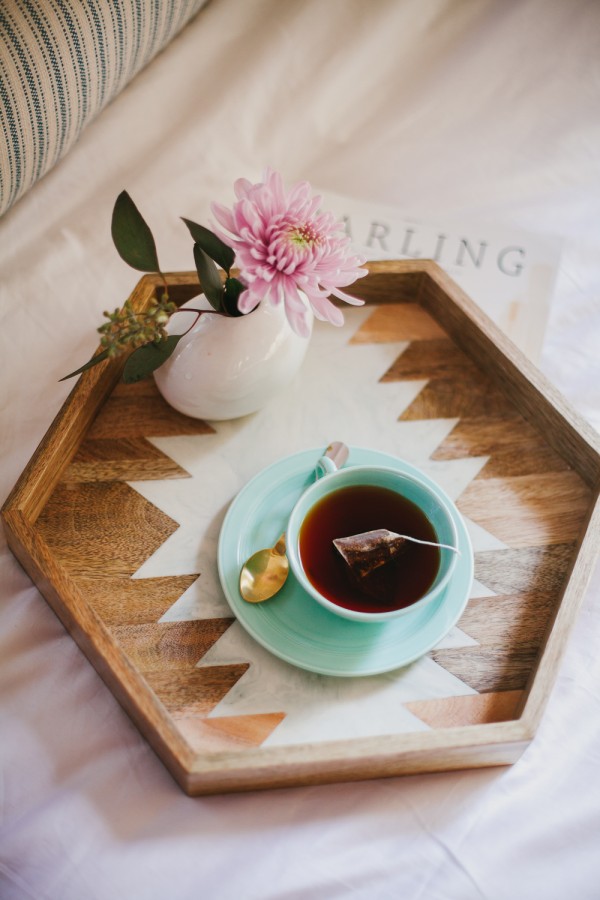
[{"left": 287, "top": 458, "right": 459, "bottom": 622}]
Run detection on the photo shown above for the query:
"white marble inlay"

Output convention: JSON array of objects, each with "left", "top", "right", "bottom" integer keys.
[
  {"left": 469, "top": 578, "right": 498, "bottom": 599},
  {"left": 126, "top": 307, "right": 505, "bottom": 745},
  {"left": 433, "top": 626, "right": 478, "bottom": 650},
  {"left": 463, "top": 515, "right": 508, "bottom": 552},
  {"left": 197, "top": 621, "right": 476, "bottom": 746}
]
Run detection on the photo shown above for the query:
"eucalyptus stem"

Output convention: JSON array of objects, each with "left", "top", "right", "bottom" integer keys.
[{"left": 170, "top": 306, "right": 228, "bottom": 337}]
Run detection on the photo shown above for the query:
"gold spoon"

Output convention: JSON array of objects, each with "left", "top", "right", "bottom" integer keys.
[
  {"left": 238, "top": 441, "right": 349, "bottom": 603},
  {"left": 239, "top": 533, "right": 288, "bottom": 603}
]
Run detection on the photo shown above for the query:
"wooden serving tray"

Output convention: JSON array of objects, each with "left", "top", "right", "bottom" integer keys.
[{"left": 4, "top": 261, "right": 600, "bottom": 795}]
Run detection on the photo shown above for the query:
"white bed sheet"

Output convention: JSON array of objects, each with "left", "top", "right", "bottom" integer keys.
[{"left": 1, "top": 1, "right": 600, "bottom": 897}]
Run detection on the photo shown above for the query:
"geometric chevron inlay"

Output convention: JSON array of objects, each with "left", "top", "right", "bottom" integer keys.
[
  {"left": 64, "top": 381, "right": 215, "bottom": 483},
  {"left": 432, "top": 415, "right": 571, "bottom": 479},
  {"left": 458, "top": 473, "right": 590, "bottom": 547},
  {"left": 110, "top": 303, "right": 590, "bottom": 751},
  {"left": 405, "top": 690, "right": 523, "bottom": 728},
  {"left": 124, "top": 306, "right": 494, "bottom": 750},
  {"left": 31, "top": 285, "right": 593, "bottom": 763}
]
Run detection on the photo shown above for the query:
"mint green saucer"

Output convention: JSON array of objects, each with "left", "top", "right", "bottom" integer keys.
[{"left": 217, "top": 447, "right": 474, "bottom": 676}]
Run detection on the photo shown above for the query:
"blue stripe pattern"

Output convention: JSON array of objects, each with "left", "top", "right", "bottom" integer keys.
[{"left": 0, "top": 0, "right": 207, "bottom": 217}]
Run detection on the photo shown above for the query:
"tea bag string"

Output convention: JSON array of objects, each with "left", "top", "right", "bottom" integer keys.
[{"left": 397, "top": 534, "right": 461, "bottom": 555}]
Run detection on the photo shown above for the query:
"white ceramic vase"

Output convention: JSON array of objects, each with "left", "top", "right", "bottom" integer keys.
[{"left": 153, "top": 294, "right": 313, "bottom": 420}]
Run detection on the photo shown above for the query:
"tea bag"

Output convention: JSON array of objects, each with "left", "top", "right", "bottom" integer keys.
[{"left": 333, "top": 529, "right": 407, "bottom": 580}]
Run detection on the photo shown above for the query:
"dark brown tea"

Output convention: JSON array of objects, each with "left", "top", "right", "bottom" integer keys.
[{"left": 299, "top": 484, "right": 440, "bottom": 614}]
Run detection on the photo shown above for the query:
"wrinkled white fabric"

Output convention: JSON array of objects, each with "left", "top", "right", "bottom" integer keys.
[{"left": 1, "top": 1, "right": 599, "bottom": 898}]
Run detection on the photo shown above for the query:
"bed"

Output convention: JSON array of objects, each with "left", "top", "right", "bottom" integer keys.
[{"left": 1, "top": 1, "right": 600, "bottom": 897}]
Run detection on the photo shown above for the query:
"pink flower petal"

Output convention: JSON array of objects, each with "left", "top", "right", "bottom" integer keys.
[
  {"left": 283, "top": 300, "right": 311, "bottom": 338},
  {"left": 330, "top": 286, "right": 366, "bottom": 306},
  {"left": 213, "top": 170, "right": 367, "bottom": 336},
  {"left": 210, "top": 201, "right": 236, "bottom": 234},
  {"left": 234, "top": 178, "right": 252, "bottom": 200},
  {"left": 308, "top": 294, "right": 345, "bottom": 326},
  {"left": 237, "top": 289, "right": 261, "bottom": 314}
]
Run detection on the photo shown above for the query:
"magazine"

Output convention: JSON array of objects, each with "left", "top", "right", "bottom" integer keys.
[{"left": 322, "top": 191, "right": 563, "bottom": 362}]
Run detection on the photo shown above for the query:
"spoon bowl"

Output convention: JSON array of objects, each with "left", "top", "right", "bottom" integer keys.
[{"left": 239, "top": 533, "right": 289, "bottom": 602}]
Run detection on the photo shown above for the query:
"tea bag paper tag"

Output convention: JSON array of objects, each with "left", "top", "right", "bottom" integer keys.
[{"left": 333, "top": 529, "right": 406, "bottom": 580}]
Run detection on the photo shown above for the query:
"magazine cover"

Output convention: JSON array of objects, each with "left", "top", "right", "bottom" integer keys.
[{"left": 323, "top": 191, "right": 563, "bottom": 362}]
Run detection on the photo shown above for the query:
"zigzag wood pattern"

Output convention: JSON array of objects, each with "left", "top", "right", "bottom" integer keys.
[
  {"left": 431, "top": 416, "right": 571, "bottom": 479},
  {"left": 379, "top": 330, "right": 592, "bottom": 715},
  {"left": 35, "top": 299, "right": 594, "bottom": 743},
  {"left": 458, "top": 474, "right": 590, "bottom": 547},
  {"left": 352, "top": 305, "right": 593, "bottom": 727},
  {"left": 405, "top": 690, "right": 524, "bottom": 728},
  {"left": 430, "top": 545, "right": 576, "bottom": 692},
  {"left": 340, "top": 303, "right": 525, "bottom": 727},
  {"left": 349, "top": 303, "right": 447, "bottom": 344},
  {"left": 391, "top": 338, "right": 516, "bottom": 420},
  {"left": 74, "top": 575, "right": 199, "bottom": 627},
  {"left": 127, "top": 305, "right": 484, "bottom": 748},
  {"left": 63, "top": 381, "right": 215, "bottom": 483},
  {"left": 36, "top": 474, "right": 272, "bottom": 748},
  {"left": 352, "top": 308, "right": 519, "bottom": 725}
]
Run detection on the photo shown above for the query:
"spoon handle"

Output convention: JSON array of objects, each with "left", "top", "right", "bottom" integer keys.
[{"left": 273, "top": 534, "right": 287, "bottom": 556}]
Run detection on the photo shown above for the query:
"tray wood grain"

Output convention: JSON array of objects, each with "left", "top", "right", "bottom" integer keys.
[{"left": 3, "top": 261, "right": 600, "bottom": 794}]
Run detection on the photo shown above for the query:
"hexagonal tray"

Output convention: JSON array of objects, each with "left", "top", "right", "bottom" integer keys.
[{"left": 3, "top": 261, "right": 599, "bottom": 795}]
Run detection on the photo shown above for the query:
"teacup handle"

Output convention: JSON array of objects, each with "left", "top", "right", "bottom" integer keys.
[{"left": 315, "top": 441, "right": 349, "bottom": 479}]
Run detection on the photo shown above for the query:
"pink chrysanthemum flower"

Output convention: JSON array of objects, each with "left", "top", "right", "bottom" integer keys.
[{"left": 211, "top": 170, "right": 367, "bottom": 337}]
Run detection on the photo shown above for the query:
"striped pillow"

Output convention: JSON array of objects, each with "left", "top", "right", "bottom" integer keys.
[{"left": 0, "top": 0, "right": 207, "bottom": 217}]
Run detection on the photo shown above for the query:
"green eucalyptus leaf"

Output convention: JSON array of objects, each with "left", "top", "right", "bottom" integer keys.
[
  {"left": 193, "top": 243, "right": 224, "bottom": 311},
  {"left": 111, "top": 190, "right": 160, "bottom": 273},
  {"left": 59, "top": 348, "right": 110, "bottom": 382},
  {"left": 182, "top": 217, "right": 235, "bottom": 273},
  {"left": 122, "top": 335, "right": 182, "bottom": 384},
  {"left": 222, "top": 277, "right": 246, "bottom": 317}
]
